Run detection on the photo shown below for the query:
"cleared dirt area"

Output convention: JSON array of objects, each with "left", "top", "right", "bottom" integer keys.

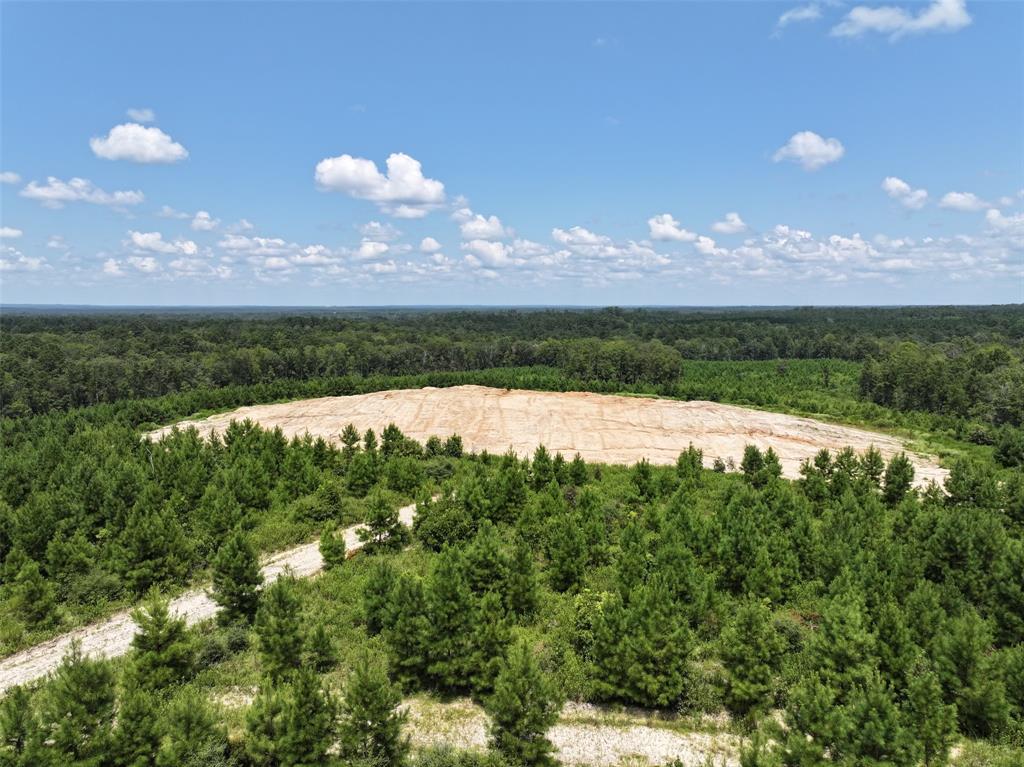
[
  {"left": 150, "top": 385, "right": 946, "bottom": 486},
  {"left": 0, "top": 503, "right": 417, "bottom": 694}
]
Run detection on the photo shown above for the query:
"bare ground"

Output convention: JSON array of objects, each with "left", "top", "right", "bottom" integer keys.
[
  {"left": 0, "top": 503, "right": 417, "bottom": 694},
  {"left": 150, "top": 385, "right": 947, "bottom": 486}
]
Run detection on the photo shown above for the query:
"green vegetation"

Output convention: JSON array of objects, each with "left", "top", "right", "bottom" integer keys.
[{"left": 1, "top": 307, "right": 1022, "bottom": 765}]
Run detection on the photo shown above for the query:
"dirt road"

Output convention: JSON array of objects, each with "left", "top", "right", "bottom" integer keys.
[
  {"left": 0, "top": 503, "right": 417, "bottom": 694},
  {"left": 150, "top": 385, "right": 947, "bottom": 486}
]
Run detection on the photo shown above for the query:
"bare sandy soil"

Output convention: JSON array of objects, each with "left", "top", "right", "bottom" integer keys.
[
  {"left": 150, "top": 385, "right": 946, "bottom": 486},
  {"left": 0, "top": 503, "right": 417, "bottom": 694},
  {"left": 403, "top": 697, "right": 740, "bottom": 767}
]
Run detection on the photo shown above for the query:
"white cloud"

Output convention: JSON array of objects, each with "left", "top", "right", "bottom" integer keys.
[
  {"left": 226, "top": 218, "right": 254, "bottom": 233},
  {"left": 47, "top": 235, "right": 69, "bottom": 250},
  {"left": 832, "top": 0, "right": 971, "bottom": 40},
  {"left": 462, "top": 239, "right": 512, "bottom": 267},
  {"left": 359, "top": 221, "right": 401, "bottom": 241},
  {"left": 0, "top": 171, "right": 21, "bottom": 185},
  {"left": 647, "top": 214, "right": 697, "bottom": 242},
  {"left": 314, "top": 152, "right": 445, "bottom": 218},
  {"left": 126, "top": 108, "right": 156, "bottom": 123},
  {"left": 776, "top": 4, "right": 822, "bottom": 30},
  {"left": 460, "top": 213, "right": 510, "bottom": 240},
  {"left": 127, "top": 255, "right": 160, "bottom": 273},
  {"left": 773, "top": 131, "right": 845, "bottom": 171},
  {"left": 170, "top": 258, "right": 232, "bottom": 279},
  {"left": 695, "top": 235, "right": 727, "bottom": 257},
  {"left": 355, "top": 240, "right": 390, "bottom": 260},
  {"left": 711, "top": 212, "right": 748, "bottom": 234},
  {"left": 986, "top": 208, "right": 1024, "bottom": 235},
  {"left": 90, "top": 123, "right": 188, "bottom": 164},
  {"left": 420, "top": 237, "right": 442, "bottom": 253},
  {"left": 0, "top": 246, "right": 46, "bottom": 273},
  {"left": 102, "top": 258, "right": 126, "bottom": 277},
  {"left": 191, "top": 210, "right": 219, "bottom": 231},
  {"left": 553, "top": 226, "right": 611, "bottom": 247},
  {"left": 0, "top": 227, "right": 23, "bottom": 239},
  {"left": 940, "top": 191, "right": 988, "bottom": 211},
  {"left": 128, "top": 230, "right": 198, "bottom": 255},
  {"left": 158, "top": 205, "right": 190, "bottom": 219},
  {"left": 882, "top": 176, "right": 928, "bottom": 209},
  {"left": 21, "top": 177, "right": 144, "bottom": 208},
  {"left": 218, "top": 234, "right": 294, "bottom": 256},
  {"left": 364, "top": 260, "right": 398, "bottom": 274}
]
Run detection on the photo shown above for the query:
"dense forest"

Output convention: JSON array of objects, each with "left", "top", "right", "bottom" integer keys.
[{"left": 1, "top": 306, "right": 1023, "bottom": 766}]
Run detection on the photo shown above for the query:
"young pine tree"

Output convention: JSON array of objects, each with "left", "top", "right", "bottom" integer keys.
[
  {"left": 719, "top": 599, "right": 786, "bottom": 719},
  {"left": 363, "top": 559, "right": 398, "bottom": 635},
  {"left": 156, "top": 689, "right": 230, "bottom": 767},
  {"left": 906, "top": 656, "right": 957, "bottom": 767},
  {"left": 319, "top": 525, "right": 348, "bottom": 570},
  {"left": 469, "top": 591, "right": 512, "bottom": 697},
  {"left": 111, "top": 677, "right": 162, "bottom": 767},
  {"left": 305, "top": 623, "right": 338, "bottom": 673},
  {"left": 545, "top": 513, "right": 587, "bottom": 593},
  {"left": 486, "top": 641, "right": 561, "bottom": 767},
  {"left": 275, "top": 670, "right": 337, "bottom": 767},
  {"left": 13, "top": 559, "right": 56, "bottom": 628},
  {"left": 255, "top": 576, "right": 304, "bottom": 682},
  {"left": 507, "top": 537, "right": 540, "bottom": 620},
  {"left": 127, "top": 594, "right": 195, "bottom": 691},
  {"left": 883, "top": 453, "right": 915, "bottom": 507},
  {"left": 424, "top": 549, "right": 475, "bottom": 688},
  {"left": 211, "top": 530, "right": 264, "bottom": 625},
  {"left": 358, "top": 490, "right": 410, "bottom": 554},
  {"left": 37, "top": 643, "right": 116, "bottom": 766},
  {"left": 338, "top": 652, "right": 409, "bottom": 767},
  {"left": 385, "top": 575, "right": 433, "bottom": 687}
]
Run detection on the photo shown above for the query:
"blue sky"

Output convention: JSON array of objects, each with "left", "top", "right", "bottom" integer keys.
[{"left": 1, "top": 0, "right": 1021, "bottom": 306}]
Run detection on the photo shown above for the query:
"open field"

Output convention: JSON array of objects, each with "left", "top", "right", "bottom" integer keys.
[{"left": 151, "top": 384, "right": 948, "bottom": 487}]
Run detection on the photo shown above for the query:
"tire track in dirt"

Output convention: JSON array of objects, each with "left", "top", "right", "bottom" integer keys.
[{"left": 0, "top": 503, "right": 417, "bottom": 694}]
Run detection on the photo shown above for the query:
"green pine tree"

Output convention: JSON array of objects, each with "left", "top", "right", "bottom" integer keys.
[
  {"left": 338, "top": 652, "right": 409, "bottom": 766},
  {"left": 507, "top": 537, "right": 539, "bottom": 620},
  {"left": 255, "top": 575, "right": 304, "bottom": 682},
  {"left": 210, "top": 529, "right": 264, "bottom": 625},
  {"left": 469, "top": 591, "right": 512, "bottom": 696},
  {"left": 305, "top": 622, "right": 338, "bottom": 673},
  {"left": 424, "top": 548, "right": 474, "bottom": 688},
  {"left": 276, "top": 670, "right": 337, "bottom": 767},
  {"left": 363, "top": 559, "right": 398, "bottom": 635},
  {"left": 486, "top": 641, "right": 561, "bottom": 767},
  {"left": 37, "top": 642, "right": 116, "bottom": 767},
  {"left": 385, "top": 574, "right": 432, "bottom": 687},
  {"left": 546, "top": 512, "right": 587, "bottom": 593},
  {"left": 531, "top": 445, "right": 554, "bottom": 490},
  {"left": 13, "top": 559, "right": 56, "bottom": 628},
  {"left": 156, "top": 690, "right": 230, "bottom": 767},
  {"left": 719, "top": 599, "right": 786, "bottom": 718},
  {"left": 111, "top": 678, "right": 161, "bottom": 767},
  {"left": 358, "top": 489, "right": 410, "bottom": 554},
  {"left": 906, "top": 656, "right": 957, "bottom": 767},
  {"left": 126, "top": 594, "right": 194, "bottom": 691},
  {"left": 319, "top": 524, "right": 348, "bottom": 570},
  {"left": 883, "top": 453, "right": 915, "bottom": 507}
]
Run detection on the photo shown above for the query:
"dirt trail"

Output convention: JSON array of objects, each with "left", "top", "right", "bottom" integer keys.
[
  {"left": 150, "top": 385, "right": 947, "bottom": 487},
  {"left": 0, "top": 503, "right": 417, "bottom": 694}
]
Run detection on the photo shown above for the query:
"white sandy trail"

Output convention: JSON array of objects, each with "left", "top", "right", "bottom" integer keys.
[{"left": 0, "top": 503, "right": 418, "bottom": 695}]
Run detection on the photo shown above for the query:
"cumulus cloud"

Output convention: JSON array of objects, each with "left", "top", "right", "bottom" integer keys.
[
  {"left": 773, "top": 131, "right": 845, "bottom": 171},
  {"left": 711, "top": 212, "right": 748, "bottom": 234},
  {"left": 553, "top": 226, "right": 611, "bottom": 247},
  {"left": 20, "top": 177, "right": 144, "bottom": 208},
  {"left": 128, "top": 230, "right": 198, "bottom": 255},
  {"left": 420, "top": 237, "right": 442, "bottom": 253},
  {"left": 647, "top": 214, "right": 697, "bottom": 242},
  {"left": 360, "top": 221, "right": 402, "bottom": 241},
  {"left": 158, "top": 205, "right": 190, "bottom": 219},
  {"left": 0, "top": 171, "right": 20, "bottom": 185},
  {"left": 314, "top": 152, "right": 445, "bottom": 218},
  {"left": 832, "top": 0, "right": 971, "bottom": 40},
  {"left": 354, "top": 240, "right": 390, "bottom": 260},
  {"left": 127, "top": 255, "right": 160, "bottom": 273},
  {"left": 126, "top": 107, "right": 156, "bottom": 123},
  {"left": 462, "top": 239, "right": 512, "bottom": 267},
  {"left": 1, "top": 245, "right": 46, "bottom": 272},
  {"left": 90, "top": 123, "right": 188, "bottom": 163},
  {"left": 776, "top": 4, "right": 822, "bottom": 30},
  {"left": 0, "top": 227, "right": 23, "bottom": 239},
  {"left": 191, "top": 210, "right": 219, "bottom": 231},
  {"left": 218, "top": 234, "right": 296, "bottom": 256},
  {"left": 102, "top": 258, "right": 126, "bottom": 277},
  {"left": 882, "top": 177, "right": 928, "bottom": 209},
  {"left": 940, "top": 191, "right": 988, "bottom": 211},
  {"left": 986, "top": 208, "right": 1024, "bottom": 235},
  {"left": 459, "top": 213, "right": 511, "bottom": 240}
]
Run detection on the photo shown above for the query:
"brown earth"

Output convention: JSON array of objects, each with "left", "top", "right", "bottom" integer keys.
[{"left": 149, "top": 385, "right": 947, "bottom": 487}]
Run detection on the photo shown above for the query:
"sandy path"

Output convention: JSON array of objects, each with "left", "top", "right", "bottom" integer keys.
[
  {"left": 404, "top": 697, "right": 740, "bottom": 767},
  {"left": 149, "top": 385, "right": 946, "bottom": 487},
  {"left": 0, "top": 503, "right": 417, "bottom": 694}
]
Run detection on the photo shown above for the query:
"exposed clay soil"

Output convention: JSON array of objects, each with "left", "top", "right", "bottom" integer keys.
[{"left": 149, "top": 385, "right": 947, "bottom": 486}]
